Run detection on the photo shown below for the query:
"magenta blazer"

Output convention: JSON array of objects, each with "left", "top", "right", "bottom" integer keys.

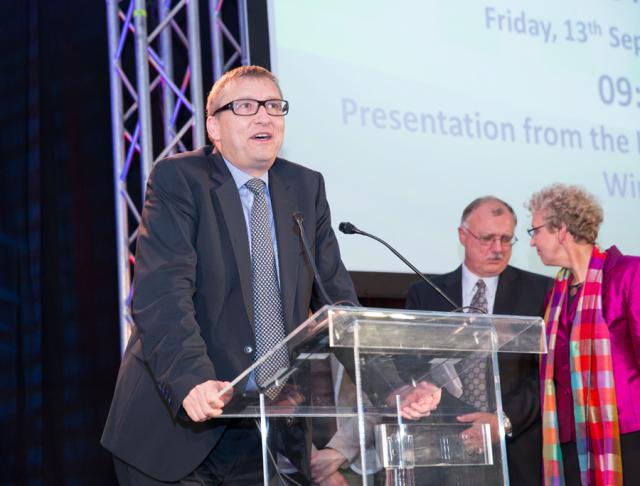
[
  {"left": 541, "top": 245, "right": 640, "bottom": 438},
  {"left": 601, "top": 246, "right": 640, "bottom": 433}
]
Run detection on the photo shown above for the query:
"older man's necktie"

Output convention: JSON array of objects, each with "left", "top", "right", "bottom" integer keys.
[{"left": 460, "top": 279, "right": 489, "bottom": 411}]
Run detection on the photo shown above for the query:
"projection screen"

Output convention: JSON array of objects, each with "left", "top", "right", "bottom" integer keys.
[{"left": 265, "top": 0, "right": 640, "bottom": 280}]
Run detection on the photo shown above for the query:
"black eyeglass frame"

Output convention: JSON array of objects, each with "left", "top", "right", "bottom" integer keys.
[
  {"left": 212, "top": 98, "right": 289, "bottom": 117},
  {"left": 462, "top": 226, "right": 518, "bottom": 247},
  {"left": 526, "top": 224, "right": 546, "bottom": 238}
]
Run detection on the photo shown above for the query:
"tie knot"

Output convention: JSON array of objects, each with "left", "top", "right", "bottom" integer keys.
[
  {"left": 246, "top": 178, "right": 265, "bottom": 195},
  {"left": 470, "top": 279, "right": 489, "bottom": 314}
]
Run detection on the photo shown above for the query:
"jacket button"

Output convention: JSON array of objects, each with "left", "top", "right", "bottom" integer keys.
[{"left": 243, "top": 345, "right": 253, "bottom": 354}]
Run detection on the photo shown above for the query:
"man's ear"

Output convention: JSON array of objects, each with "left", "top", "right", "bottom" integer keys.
[
  {"left": 206, "top": 116, "right": 219, "bottom": 143},
  {"left": 458, "top": 226, "right": 466, "bottom": 246}
]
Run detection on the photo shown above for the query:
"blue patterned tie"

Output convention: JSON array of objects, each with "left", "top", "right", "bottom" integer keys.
[{"left": 246, "top": 178, "right": 290, "bottom": 398}]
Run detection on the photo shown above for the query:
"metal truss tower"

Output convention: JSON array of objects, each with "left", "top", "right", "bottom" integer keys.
[{"left": 105, "top": 0, "right": 250, "bottom": 353}]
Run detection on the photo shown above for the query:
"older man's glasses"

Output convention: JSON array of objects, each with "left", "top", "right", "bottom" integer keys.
[
  {"left": 463, "top": 227, "right": 518, "bottom": 247},
  {"left": 526, "top": 224, "right": 545, "bottom": 237},
  {"left": 212, "top": 98, "right": 289, "bottom": 117}
]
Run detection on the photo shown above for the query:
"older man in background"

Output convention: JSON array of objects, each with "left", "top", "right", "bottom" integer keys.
[{"left": 406, "top": 196, "right": 551, "bottom": 486}]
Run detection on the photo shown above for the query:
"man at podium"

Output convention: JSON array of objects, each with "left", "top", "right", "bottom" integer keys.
[
  {"left": 101, "top": 65, "right": 358, "bottom": 485},
  {"left": 406, "top": 196, "right": 551, "bottom": 486}
]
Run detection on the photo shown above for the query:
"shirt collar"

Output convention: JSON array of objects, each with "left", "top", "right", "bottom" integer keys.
[
  {"left": 223, "top": 157, "right": 269, "bottom": 190},
  {"left": 461, "top": 263, "right": 500, "bottom": 311}
]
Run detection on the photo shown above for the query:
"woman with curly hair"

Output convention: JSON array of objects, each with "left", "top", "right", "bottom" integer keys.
[{"left": 527, "top": 184, "right": 640, "bottom": 486}]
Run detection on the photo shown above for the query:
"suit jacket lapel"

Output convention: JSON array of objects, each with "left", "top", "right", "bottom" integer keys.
[
  {"left": 494, "top": 265, "right": 517, "bottom": 315},
  {"left": 444, "top": 266, "right": 464, "bottom": 309},
  {"left": 208, "top": 153, "right": 254, "bottom": 326},
  {"left": 269, "top": 166, "right": 300, "bottom": 331}
]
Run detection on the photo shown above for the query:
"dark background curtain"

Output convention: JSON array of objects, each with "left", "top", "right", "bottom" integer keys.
[{"left": 1, "top": 1, "right": 120, "bottom": 484}]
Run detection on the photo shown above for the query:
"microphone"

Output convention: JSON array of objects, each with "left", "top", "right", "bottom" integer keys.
[
  {"left": 338, "top": 222, "right": 358, "bottom": 235},
  {"left": 293, "top": 212, "right": 333, "bottom": 306},
  {"left": 338, "top": 221, "right": 460, "bottom": 311}
]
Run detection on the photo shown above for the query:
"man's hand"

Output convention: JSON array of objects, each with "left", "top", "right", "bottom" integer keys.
[
  {"left": 386, "top": 381, "right": 442, "bottom": 420},
  {"left": 182, "top": 380, "right": 233, "bottom": 422},
  {"left": 457, "top": 412, "right": 499, "bottom": 454},
  {"left": 311, "top": 448, "right": 348, "bottom": 484}
]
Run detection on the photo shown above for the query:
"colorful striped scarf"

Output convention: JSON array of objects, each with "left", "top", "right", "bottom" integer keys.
[{"left": 542, "top": 246, "right": 622, "bottom": 486}]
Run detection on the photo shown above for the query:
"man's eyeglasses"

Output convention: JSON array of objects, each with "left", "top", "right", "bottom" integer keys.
[
  {"left": 212, "top": 98, "right": 289, "bottom": 117},
  {"left": 526, "top": 224, "right": 545, "bottom": 238},
  {"left": 463, "top": 227, "right": 518, "bottom": 247}
]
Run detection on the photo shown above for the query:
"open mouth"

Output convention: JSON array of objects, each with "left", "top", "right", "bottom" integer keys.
[{"left": 252, "top": 133, "right": 272, "bottom": 141}]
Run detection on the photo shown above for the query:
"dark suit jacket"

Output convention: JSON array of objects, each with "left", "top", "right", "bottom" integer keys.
[
  {"left": 101, "top": 147, "right": 357, "bottom": 481},
  {"left": 406, "top": 265, "right": 551, "bottom": 486}
]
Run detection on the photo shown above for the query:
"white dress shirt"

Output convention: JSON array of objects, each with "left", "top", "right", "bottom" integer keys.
[{"left": 461, "top": 264, "right": 499, "bottom": 313}]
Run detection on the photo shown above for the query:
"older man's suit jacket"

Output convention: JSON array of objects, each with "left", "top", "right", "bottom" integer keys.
[
  {"left": 406, "top": 265, "right": 551, "bottom": 486},
  {"left": 101, "top": 147, "right": 357, "bottom": 481}
]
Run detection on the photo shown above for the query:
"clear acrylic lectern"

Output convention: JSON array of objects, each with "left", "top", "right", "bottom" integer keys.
[{"left": 213, "top": 305, "right": 546, "bottom": 485}]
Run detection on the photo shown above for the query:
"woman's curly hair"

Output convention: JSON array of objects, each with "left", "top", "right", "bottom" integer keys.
[{"left": 527, "top": 184, "right": 603, "bottom": 244}]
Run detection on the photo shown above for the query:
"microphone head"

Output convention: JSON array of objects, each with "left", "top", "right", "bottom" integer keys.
[{"left": 338, "top": 222, "right": 358, "bottom": 234}]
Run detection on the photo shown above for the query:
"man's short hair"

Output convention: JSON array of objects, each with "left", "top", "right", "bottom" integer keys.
[
  {"left": 461, "top": 196, "right": 517, "bottom": 226},
  {"left": 205, "top": 65, "right": 282, "bottom": 118}
]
